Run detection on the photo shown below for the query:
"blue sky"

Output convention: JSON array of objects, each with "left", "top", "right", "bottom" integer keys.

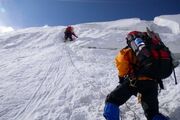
[{"left": 0, "top": 0, "right": 180, "bottom": 28}]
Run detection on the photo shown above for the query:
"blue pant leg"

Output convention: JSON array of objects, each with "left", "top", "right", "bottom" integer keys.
[{"left": 103, "top": 102, "right": 120, "bottom": 120}]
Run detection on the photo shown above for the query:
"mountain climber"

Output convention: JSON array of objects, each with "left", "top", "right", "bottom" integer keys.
[
  {"left": 64, "top": 25, "right": 78, "bottom": 42},
  {"left": 103, "top": 30, "right": 171, "bottom": 120}
]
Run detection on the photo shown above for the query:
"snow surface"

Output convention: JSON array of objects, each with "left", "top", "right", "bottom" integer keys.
[
  {"left": 154, "top": 14, "right": 180, "bottom": 34},
  {"left": 0, "top": 15, "right": 180, "bottom": 120},
  {"left": 0, "top": 26, "right": 14, "bottom": 33}
]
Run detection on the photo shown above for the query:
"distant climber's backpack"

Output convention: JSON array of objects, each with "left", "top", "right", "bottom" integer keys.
[
  {"left": 65, "top": 26, "right": 73, "bottom": 33},
  {"left": 126, "top": 28, "right": 173, "bottom": 80}
]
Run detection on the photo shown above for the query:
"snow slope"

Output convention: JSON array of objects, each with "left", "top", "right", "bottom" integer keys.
[
  {"left": 0, "top": 16, "right": 180, "bottom": 120},
  {"left": 154, "top": 14, "right": 180, "bottom": 34}
]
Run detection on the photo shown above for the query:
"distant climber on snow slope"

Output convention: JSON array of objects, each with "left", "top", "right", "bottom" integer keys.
[{"left": 64, "top": 25, "right": 78, "bottom": 42}]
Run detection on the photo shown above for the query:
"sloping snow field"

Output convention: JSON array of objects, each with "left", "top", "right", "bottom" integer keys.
[{"left": 0, "top": 15, "right": 180, "bottom": 120}]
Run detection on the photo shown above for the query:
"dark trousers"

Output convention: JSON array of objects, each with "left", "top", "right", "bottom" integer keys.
[
  {"left": 64, "top": 32, "right": 73, "bottom": 41},
  {"left": 105, "top": 80, "right": 159, "bottom": 120}
]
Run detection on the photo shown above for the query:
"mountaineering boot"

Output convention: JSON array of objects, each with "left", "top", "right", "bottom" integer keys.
[
  {"left": 103, "top": 102, "right": 120, "bottom": 120},
  {"left": 152, "top": 113, "right": 170, "bottom": 120}
]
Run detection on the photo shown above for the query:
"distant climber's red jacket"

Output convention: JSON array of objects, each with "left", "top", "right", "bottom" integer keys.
[
  {"left": 65, "top": 26, "right": 73, "bottom": 33},
  {"left": 65, "top": 26, "right": 78, "bottom": 38}
]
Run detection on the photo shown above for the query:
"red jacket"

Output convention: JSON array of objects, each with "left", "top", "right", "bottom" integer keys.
[
  {"left": 65, "top": 26, "right": 73, "bottom": 33},
  {"left": 65, "top": 26, "right": 78, "bottom": 38}
]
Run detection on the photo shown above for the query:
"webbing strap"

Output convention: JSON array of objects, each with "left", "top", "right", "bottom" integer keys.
[
  {"left": 157, "top": 79, "right": 164, "bottom": 89},
  {"left": 173, "top": 68, "right": 178, "bottom": 85}
]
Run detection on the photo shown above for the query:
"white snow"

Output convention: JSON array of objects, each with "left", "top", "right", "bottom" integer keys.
[
  {"left": 154, "top": 14, "right": 180, "bottom": 34},
  {"left": 0, "top": 26, "right": 14, "bottom": 33},
  {"left": 0, "top": 15, "right": 180, "bottom": 120}
]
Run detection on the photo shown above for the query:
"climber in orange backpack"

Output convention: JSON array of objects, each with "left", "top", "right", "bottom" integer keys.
[{"left": 64, "top": 25, "right": 78, "bottom": 42}]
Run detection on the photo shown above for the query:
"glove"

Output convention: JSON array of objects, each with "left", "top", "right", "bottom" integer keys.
[{"left": 118, "top": 76, "right": 125, "bottom": 84}]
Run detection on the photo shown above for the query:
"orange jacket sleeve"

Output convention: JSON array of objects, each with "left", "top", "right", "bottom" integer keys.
[{"left": 115, "top": 47, "right": 136, "bottom": 77}]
